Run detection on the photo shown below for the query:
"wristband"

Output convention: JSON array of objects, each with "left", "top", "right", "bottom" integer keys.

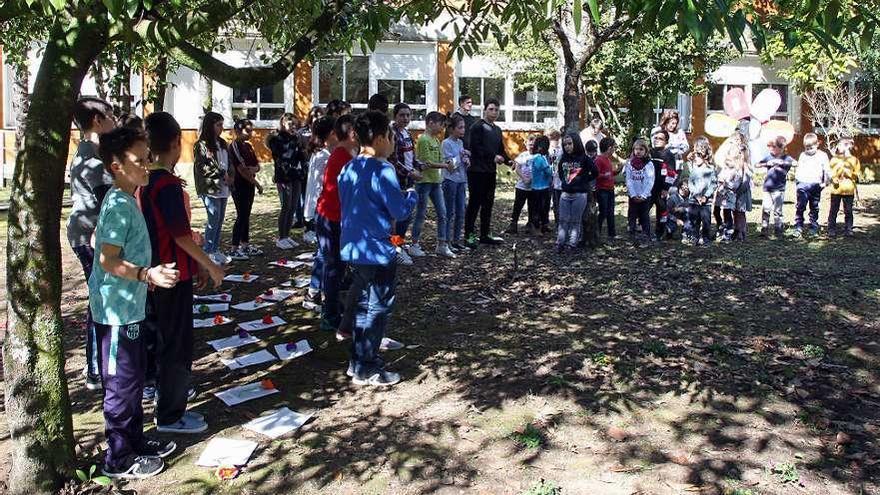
[{"left": 137, "top": 267, "right": 145, "bottom": 282}]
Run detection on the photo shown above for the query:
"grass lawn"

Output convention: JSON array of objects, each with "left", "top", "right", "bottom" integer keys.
[{"left": 1, "top": 180, "right": 879, "bottom": 495}]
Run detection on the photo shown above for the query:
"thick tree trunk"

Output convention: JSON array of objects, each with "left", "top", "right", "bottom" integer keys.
[
  {"left": 12, "top": 65, "right": 28, "bottom": 150},
  {"left": 3, "top": 16, "right": 107, "bottom": 495},
  {"left": 562, "top": 66, "right": 581, "bottom": 134},
  {"left": 154, "top": 56, "right": 169, "bottom": 113}
]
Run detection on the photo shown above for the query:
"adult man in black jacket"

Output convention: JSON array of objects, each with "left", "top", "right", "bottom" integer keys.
[
  {"left": 452, "top": 95, "right": 478, "bottom": 148},
  {"left": 464, "top": 98, "right": 509, "bottom": 248}
]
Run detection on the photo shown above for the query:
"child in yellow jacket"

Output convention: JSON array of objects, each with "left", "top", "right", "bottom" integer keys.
[{"left": 827, "top": 137, "right": 861, "bottom": 237}]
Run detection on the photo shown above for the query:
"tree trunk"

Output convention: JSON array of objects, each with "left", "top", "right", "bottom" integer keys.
[
  {"left": 562, "top": 66, "right": 581, "bottom": 133},
  {"left": 3, "top": 16, "right": 108, "bottom": 495},
  {"left": 12, "top": 64, "right": 29, "bottom": 151},
  {"left": 153, "top": 56, "right": 169, "bottom": 113},
  {"left": 113, "top": 46, "right": 132, "bottom": 114},
  {"left": 200, "top": 74, "right": 213, "bottom": 114}
]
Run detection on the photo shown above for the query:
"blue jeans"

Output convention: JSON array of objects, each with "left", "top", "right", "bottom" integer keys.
[
  {"left": 349, "top": 263, "right": 397, "bottom": 377},
  {"left": 315, "top": 214, "right": 343, "bottom": 326},
  {"left": 201, "top": 196, "right": 227, "bottom": 254},
  {"left": 412, "top": 182, "right": 448, "bottom": 243},
  {"left": 597, "top": 189, "right": 616, "bottom": 237},
  {"left": 442, "top": 180, "right": 467, "bottom": 243},
  {"left": 795, "top": 182, "right": 822, "bottom": 230}
]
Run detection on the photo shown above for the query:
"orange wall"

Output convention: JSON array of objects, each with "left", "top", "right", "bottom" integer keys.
[
  {"left": 437, "top": 42, "right": 455, "bottom": 114},
  {"left": 294, "top": 60, "right": 313, "bottom": 122}
]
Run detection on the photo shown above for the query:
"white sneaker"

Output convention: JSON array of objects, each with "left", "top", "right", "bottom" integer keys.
[
  {"left": 283, "top": 237, "right": 299, "bottom": 248},
  {"left": 436, "top": 244, "right": 457, "bottom": 258},
  {"left": 408, "top": 243, "right": 426, "bottom": 257},
  {"left": 228, "top": 248, "right": 249, "bottom": 261},
  {"left": 276, "top": 238, "right": 297, "bottom": 249},
  {"left": 396, "top": 247, "right": 413, "bottom": 265},
  {"left": 209, "top": 252, "right": 228, "bottom": 265},
  {"left": 380, "top": 337, "right": 405, "bottom": 351},
  {"left": 302, "top": 300, "right": 321, "bottom": 312},
  {"left": 303, "top": 231, "right": 317, "bottom": 244}
]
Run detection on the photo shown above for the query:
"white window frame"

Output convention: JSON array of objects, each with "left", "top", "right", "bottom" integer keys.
[
  {"left": 851, "top": 80, "right": 880, "bottom": 135},
  {"left": 705, "top": 82, "right": 791, "bottom": 121},
  {"left": 375, "top": 78, "right": 429, "bottom": 120},
  {"left": 455, "top": 75, "right": 508, "bottom": 123},
  {"left": 510, "top": 76, "right": 558, "bottom": 127},
  {"left": 230, "top": 82, "right": 288, "bottom": 123},
  {"left": 653, "top": 93, "right": 692, "bottom": 132},
  {"left": 313, "top": 54, "right": 371, "bottom": 113}
]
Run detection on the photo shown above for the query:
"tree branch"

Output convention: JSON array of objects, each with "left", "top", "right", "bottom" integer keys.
[
  {"left": 0, "top": 0, "right": 37, "bottom": 22},
  {"left": 168, "top": 0, "right": 345, "bottom": 88},
  {"left": 131, "top": 0, "right": 259, "bottom": 48}
]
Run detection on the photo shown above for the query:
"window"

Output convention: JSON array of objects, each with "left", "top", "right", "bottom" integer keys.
[
  {"left": 752, "top": 83, "right": 789, "bottom": 117},
  {"left": 232, "top": 81, "right": 286, "bottom": 122},
  {"left": 653, "top": 93, "right": 679, "bottom": 125},
  {"left": 378, "top": 79, "right": 427, "bottom": 120},
  {"left": 512, "top": 76, "right": 557, "bottom": 124},
  {"left": 707, "top": 83, "right": 745, "bottom": 112},
  {"left": 316, "top": 56, "right": 369, "bottom": 106},
  {"left": 855, "top": 80, "right": 880, "bottom": 132},
  {"left": 457, "top": 76, "right": 506, "bottom": 122}
]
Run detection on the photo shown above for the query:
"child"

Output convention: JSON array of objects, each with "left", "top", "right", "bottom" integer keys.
[
  {"left": 304, "top": 116, "right": 338, "bottom": 245},
  {"left": 580, "top": 139, "right": 600, "bottom": 248},
  {"left": 687, "top": 146, "right": 718, "bottom": 245},
  {"left": 666, "top": 183, "right": 691, "bottom": 241},
  {"left": 193, "top": 112, "right": 232, "bottom": 266},
  {"left": 338, "top": 110, "right": 418, "bottom": 386},
  {"left": 68, "top": 97, "right": 116, "bottom": 390},
  {"left": 388, "top": 103, "right": 423, "bottom": 264},
  {"left": 556, "top": 132, "right": 594, "bottom": 250},
  {"left": 757, "top": 136, "right": 795, "bottom": 238},
  {"left": 91, "top": 127, "right": 179, "bottom": 478},
  {"left": 228, "top": 118, "right": 264, "bottom": 260},
  {"left": 717, "top": 156, "right": 743, "bottom": 242},
  {"left": 726, "top": 133, "right": 753, "bottom": 241},
  {"left": 595, "top": 137, "right": 619, "bottom": 239},
  {"left": 794, "top": 132, "right": 831, "bottom": 237},
  {"left": 267, "top": 113, "right": 306, "bottom": 249},
  {"left": 442, "top": 114, "right": 471, "bottom": 251},
  {"left": 528, "top": 136, "right": 554, "bottom": 234},
  {"left": 141, "top": 112, "right": 224, "bottom": 434},
  {"left": 507, "top": 133, "right": 537, "bottom": 234},
  {"left": 650, "top": 129, "right": 678, "bottom": 240},
  {"left": 313, "top": 114, "right": 359, "bottom": 332},
  {"left": 624, "top": 138, "right": 655, "bottom": 244},
  {"left": 411, "top": 111, "right": 455, "bottom": 258},
  {"left": 827, "top": 137, "right": 861, "bottom": 237}
]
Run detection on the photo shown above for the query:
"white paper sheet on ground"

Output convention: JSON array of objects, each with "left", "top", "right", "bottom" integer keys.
[
  {"left": 259, "top": 289, "right": 296, "bottom": 302},
  {"left": 295, "top": 252, "right": 314, "bottom": 261},
  {"left": 194, "top": 293, "right": 232, "bottom": 302},
  {"left": 291, "top": 276, "right": 310, "bottom": 288},
  {"left": 268, "top": 260, "right": 305, "bottom": 269},
  {"left": 274, "top": 339, "right": 313, "bottom": 360},
  {"left": 238, "top": 316, "right": 286, "bottom": 332},
  {"left": 214, "top": 381, "right": 279, "bottom": 406},
  {"left": 220, "top": 349, "right": 278, "bottom": 370},
  {"left": 195, "top": 438, "right": 258, "bottom": 467},
  {"left": 208, "top": 334, "right": 260, "bottom": 351},
  {"left": 193, "top": 316, "right": 234, "bottom": 328},
  {"left": 231, "top": 300, "right": 275, "bottom": 311},
  {"left": 224, "top": 274, "right": 259, "bottom": 283},
  {"left": 243, "top": 407, "right": 313, "bottom": 439},
  {"left": 193, "top": 303, "right": 229, "bottom": 315}
]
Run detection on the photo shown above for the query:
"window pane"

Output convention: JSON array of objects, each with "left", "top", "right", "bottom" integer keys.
[
  {"left": 318, "top": 58, "right": 343, "bottom": 103},
  {"left": 260, "top": 81, "right": 285, "bottom": 104},
  {"left": 707, "top": 85, "right": 725, "bottom": 111},
  {"left": 411, "top": 108, "right": 427, "bottom": 120},
  {"left": 233, "top": 87, "right": 258, "bottom": 104},
  {"left": 537, "top": 83, "right": 557, "bottom": 107},
  {"left": 774, "top": 85, "right": 788, "bottom": 113},
  {"left": 537, "top": 111, "right": 557, "bottom": 123},
  {"left": 260, "top": 107, "right": 286, "bottom": 121},
  {"left": 346, "top": 56, "right": 369, "bottom": 104},
  {"left": 513, "top": 82, "right": 531, "bottom": 106},
  {"left": 872, "top": 85, "right": 880, "bottom": 114},
  {"left": 513, "top": 110, "right": 534, "bottom": 122},
  {"left": 459, "top": 77, "right": 482, "bottom": 105},
  {"left": 403, "top": 80, "right": 427, "bottom": 105},
  {"left": 484, "top": 78, "right": 505, "bottom": 105},
  {"left": 657, "top": 93, "right": 677, "bottom": 110},
  {"left": 232, "top": 107, "right": 257, "bottom": 121},
  {"left": 378, "top": 79, "right": 402, "bottom": 104}
]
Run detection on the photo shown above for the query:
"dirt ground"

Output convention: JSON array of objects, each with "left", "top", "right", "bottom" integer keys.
[{"left": 1, "top": 180, "right": 879, "bottom": 495}]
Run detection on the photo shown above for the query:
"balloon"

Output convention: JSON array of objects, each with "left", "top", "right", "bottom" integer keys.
[
  {"left": 751, "top": 88, "right": 782, "bottom": 123},
  {"left": 760, "top": 120, "right": 795, "bottom": 145},
  {"left": 723, "top": 88, "right": 751, "bottom": 120},
  {"left": 705, "top": 113, "right": 739, "bottom": 138}
]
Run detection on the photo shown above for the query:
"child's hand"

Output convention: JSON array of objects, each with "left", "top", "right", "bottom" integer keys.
[
  {"left": 148, "top": 263, "right": 180, "bottom": 288},
  {"left": 206, "top": 262, "right": 225, "bottom": 289},
  {"left": 257, "top": 184, "right": 264, "bottom": 194}
]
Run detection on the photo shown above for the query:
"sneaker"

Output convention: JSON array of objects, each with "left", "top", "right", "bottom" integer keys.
[
  {"left": 303, "top": 231, "right": 317, "bottom": 244},
  {"left": 302, "top": 300, "right": 321, "bottom": 312},
  {"left": 138, "top": 438, "right": 177, "bottom": 458},
  {"left": 793, "top": 227, "right": 803, "bottom": 238},
  {"left": 284, "top": 238, "right": 299, "bottom": 248},
  {"left": 352, "top": 369, "right": 401, "bottom": 386},
  {"left": 380, "top": 337, "right": 404, "bottom": 351},
  {"left": 336, "top": 328, "right": 352, "bottom": 342},
  {"left": 395, "top": 247, "right": 414, "bottom": 265},
  {"left": 184, "top": 410, "right": 205, "bottom": 422},
  {"left": 208, "top": 252, "right": 227, "bottom": 265},
  {"left": 228, "top": 248, "right": 249, "bottom": 261},
  {"left": 103, "top": 455, "right": 164, "bottom": 479},
  {"left": 244, "top": 245, "right": 264, "bottom": 256},
  {"left": 479, "top": 235, "right": 504, "bottom": 245},
  {"left": 155, "top": 414, "right": 208, "bottom": 434},
  {"left": 142, "top": 386, "right": 156, "bottom": 401},
  {"left": 436, "top": 244, "right": 457, "bottom": 258},
  {"left": 276, "top": 239, "right": 294, "bottom": 249},
  {"left": 85, "top": 373, "right": 103, "bottom": 391},
  {"left": 408, "top": 243, "right": 426, "bottom": 257},
  {"left": 187, "top": 387, "right": 196, "bottom": 401},
  {"left": 465, "top": 233, "right": 479, "bottom": 249},
  {"left": 346, "top": 361, "right": 355, "bottom": 377},
  {"left": 450, "top": 242, "right": 469, "bottom": 252}
]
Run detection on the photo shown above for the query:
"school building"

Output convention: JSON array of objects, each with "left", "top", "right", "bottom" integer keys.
[{"left": 1, "top": 18, "right": 879, "bottom": 181}]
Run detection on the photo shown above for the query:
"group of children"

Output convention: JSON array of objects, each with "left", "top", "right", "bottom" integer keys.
[{"left": 68, "top": 94, "right": 863, "bottom": 480}]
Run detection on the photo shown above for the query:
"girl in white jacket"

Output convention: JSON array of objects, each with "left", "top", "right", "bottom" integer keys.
[{"left": 624, "top": 138, "right": 655, "bottom": 244}]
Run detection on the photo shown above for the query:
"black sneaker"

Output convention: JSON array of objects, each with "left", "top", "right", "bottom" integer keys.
[
  {"left": 138, "top": 438, "right": 177, "bottom": 458},
  {"left": 479, "top": 235, "right": 503, "bottom": 245},
  {"left": 85, "top": 373, "right": 103, "bottom": 391},
  {"left": 450, "top": 242, "right": 469, "bottom": 252},
  {"left": 464, "top": 234, "right": 479, "bottom": 249},
  {"left": 352, "top": 369, "right": 401, "bottom": 386},
  {"left": 103, "top": 455, "right": 164, "bottom": 479}
]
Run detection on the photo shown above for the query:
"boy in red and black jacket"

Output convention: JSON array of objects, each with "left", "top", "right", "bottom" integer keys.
[
  {"left": 650, "top": 129, "right": 678, "bottom": 240},
  {"left": 141, "top": 112, "right": 224, "bottom": 435}
]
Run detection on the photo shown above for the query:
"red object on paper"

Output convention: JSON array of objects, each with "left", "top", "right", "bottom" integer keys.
[
  {"left": 278, "top": 258, "right": 287, "bottom": 265},
  {"left": 242, "top": 272, "right": 251, "bottom": 281},
  {"left": 255, "top": 296, "right": 264, "bottom": 303},
  {"left": 390, "top": 235, "right": 405, "bottom": 247},
  {"left": 264, "top": 289, "right": 274, "bottom": 296},
  {"left": 215, "top": 466, "right": 239, "bottom": 480},
  {"left": 213, "top": 314, "right": 224, "bottom": 325},
  {"left": 261, "top": 314, "right": 273, "bottom": 324},
  {"left": 260, "top": 378, "right": 275, "bottom": 390}
]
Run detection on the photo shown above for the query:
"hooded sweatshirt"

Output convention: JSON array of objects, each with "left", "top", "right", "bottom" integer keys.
[
  {"left": 624, "top": 156, "right": 654, "bottom": 199},
  {"left": 559, "top": 154, "right": 598, "bottom": 194},
  {"left": 688, "top": 162, "right": 717, "bottom": 204}
]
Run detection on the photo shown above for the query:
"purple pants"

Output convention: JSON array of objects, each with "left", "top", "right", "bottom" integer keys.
[{"left": 96, "top": 321, "right": 146, "bottom": 470}]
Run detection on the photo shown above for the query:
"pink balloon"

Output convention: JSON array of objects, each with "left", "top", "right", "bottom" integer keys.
[
  {"left": 723, "top": 88, "right": 751, "bottom": 120},
  {"left": 751, "top": 88, "right": 782, "bottom": 123}
]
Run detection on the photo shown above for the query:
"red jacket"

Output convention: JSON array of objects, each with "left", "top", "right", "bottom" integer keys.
[{"left": 316, "top": 147, "right": 353, "bottom": 222}]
